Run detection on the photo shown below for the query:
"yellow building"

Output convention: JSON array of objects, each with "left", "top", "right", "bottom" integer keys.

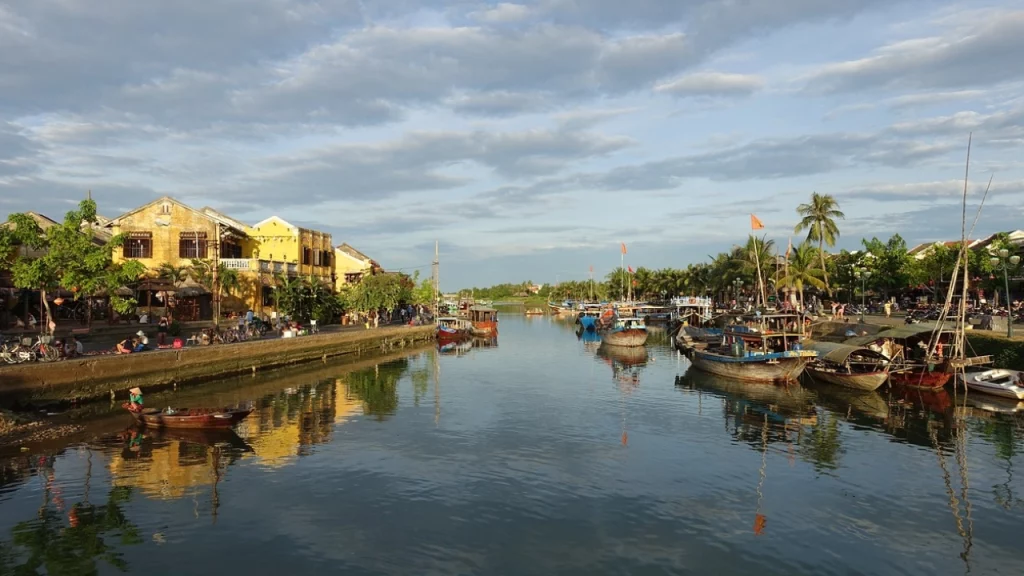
[
  {"left": 245, "top": 216, "right": 333, "bottom": 286},
  {"left": 106, "top": 196, "right": 336, "bottom": 319},
  {"left": 334, "top": 243, "right": 381, "bottom": 291}
]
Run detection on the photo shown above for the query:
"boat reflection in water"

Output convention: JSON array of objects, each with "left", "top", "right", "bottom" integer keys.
[
  {"left": 676, "top": 368, "right": 822, "bottom": 535},
  {"left": 596, "top": 344, "right": 649, "bottom": 387}
]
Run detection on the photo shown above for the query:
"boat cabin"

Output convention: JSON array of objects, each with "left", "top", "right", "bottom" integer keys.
[
  {"left": 671, "top": 296, "right": 714, "bottom": 327},
  {"left": 723, "top": 313, "right": 806, "bottom": 354},
  {"left": 614, "top": 317, "right": 647, "bottom": 331},
  {"left": 844, "top": 324, "right": 956, "bottom": 363},
  {"left": 469, "top": 306, "right": 498, "bottom": 324},
  {"left": 436, "top": 317, "right": 471, "bottom": 331}
]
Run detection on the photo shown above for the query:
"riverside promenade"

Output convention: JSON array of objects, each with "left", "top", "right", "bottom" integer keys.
[{"left": 0, "top": 324, "right": 435, "bottom": 406}]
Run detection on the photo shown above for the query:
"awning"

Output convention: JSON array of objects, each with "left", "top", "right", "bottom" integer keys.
[
  {"left": 807, "top": 341, "right": 886, "bottom": 364},
  {"left": 844, "top": 323, "right": 955, "bottom": 346}
]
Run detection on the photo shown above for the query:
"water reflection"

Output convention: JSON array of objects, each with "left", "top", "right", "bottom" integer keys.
[{"left": 4, "top": 319, "right": 1024, "bottom": 574}]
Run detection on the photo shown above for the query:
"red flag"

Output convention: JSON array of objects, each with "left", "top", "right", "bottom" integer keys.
[
  {"left": 589, "top": 265, "right": 593, "bottom": 273},
  {"left": 750, "top": 214, "right": 764, "bottom": 230},
  {"left": 620, "top": 242, "right": 627, "bottom": 254},
  {"left": 628, "top": 266, "right": 634, "bottom": 273}
]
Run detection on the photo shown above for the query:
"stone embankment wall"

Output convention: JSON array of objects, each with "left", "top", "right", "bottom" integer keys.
[{"left": 0, "top": 326, "right": 434, "bottom": 405}]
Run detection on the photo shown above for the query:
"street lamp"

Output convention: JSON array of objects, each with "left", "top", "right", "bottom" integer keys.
[
  {"left": 990, "top": 248, "right": 1020, "bottom": 338},
  {"left": 854, "top": 267, "right": 872, "bottom": 323}
]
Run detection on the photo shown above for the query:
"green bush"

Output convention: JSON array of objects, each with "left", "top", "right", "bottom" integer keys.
[{"left": 966, "top": 333, "right": 1024, "bottom": 370}]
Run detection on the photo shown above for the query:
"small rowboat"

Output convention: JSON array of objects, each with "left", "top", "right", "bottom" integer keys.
[
  {"left": 128, "top": 406, "right": 253, "bottom": 429},
  {"left": 525, "top": 308, "right": 544, "bottom": 316},
  {"left": 964, "top": 369, "right": 1024, "bottom": 400}
]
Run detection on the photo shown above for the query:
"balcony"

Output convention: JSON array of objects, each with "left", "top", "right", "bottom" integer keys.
[{"left": 220, "top": 258, "right": 252, "bottom": 271}]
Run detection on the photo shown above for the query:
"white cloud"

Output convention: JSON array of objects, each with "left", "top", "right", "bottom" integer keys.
[
  {"left": 468, "top": 3, "right": 533, "bottom": 23},
  {"left": 803, "top": 10, "right": 1024, "bottom": 93},
  {"left": 655, "top": 72, "right": 764, "bottom": 97}
]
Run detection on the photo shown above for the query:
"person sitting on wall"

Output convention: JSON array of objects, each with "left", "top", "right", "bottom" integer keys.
[
  {"left": 115, "top": 335, "right": 133, "bottom": 354},
  {"left": 132, "top": 336, "right": 148, "bottom": 353},
  {"left": 64, "top": 335, "right": 83, "bottom": 358}
]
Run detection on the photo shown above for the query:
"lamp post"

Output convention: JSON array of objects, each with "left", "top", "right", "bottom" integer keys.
[
  {"left": 732, "top": 278, "right": 742, "bottom": 307},
  {"left": 854, "top": 267, "right": 871, "bottom": 323},
  {"left": 990, "top": 248, "right": 1020, "bottom": 338}
]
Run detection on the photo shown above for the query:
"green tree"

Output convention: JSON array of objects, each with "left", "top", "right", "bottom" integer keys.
[
  {"left": 188, "top": 259, "right": 240, "bottom": 297},
  {"left": 734, "top": 236, "right": 776, "bottom": 304},
  {"left": 779, "top": 241, "right": 825, "bottom": 310},
  {"left": 794, "top": 192, "right": 845, "bottom": 296},
  {"left": 860, "top": 234, "right": 915, "bottom": 300},
  {"left": 0, "top": 200, "right": 144, "bottom": 333},
  {"left": 348, "top": 272, "right": 413, "bottom": 313}
]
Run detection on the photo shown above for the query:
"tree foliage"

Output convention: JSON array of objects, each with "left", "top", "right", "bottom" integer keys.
[
  {"left": 276, "top": 275, "right": 342, "bottom": 322},
  {"left": 0, "top": 200, "right": 145, "bottom": 330},
  {"left": 346, "top": 272, "right": 413, "bottom": 313},
  {"left": 795, "top": 192, "right": 844, "bottom": 295}
]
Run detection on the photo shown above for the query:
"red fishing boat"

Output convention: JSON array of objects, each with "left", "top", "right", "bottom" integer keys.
[{"left": 127, "top": 406, "right": 253, "bottom": 429}]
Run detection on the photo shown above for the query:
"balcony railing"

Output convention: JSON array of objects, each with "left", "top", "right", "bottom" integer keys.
[
  {"left": 220, "top": 258, "right": 252, "bottom": 271},
  {"left": 217, "top": 259, "right": 301, "bottom": 275}
]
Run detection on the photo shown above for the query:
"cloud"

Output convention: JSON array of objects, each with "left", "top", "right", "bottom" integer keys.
[
  {"left": 655, "top": 72, "right": 764, "bottom": 97},
  {"left": 468, "top": 3, "right": 533, "bottom": 23},
  {"left": 803, "top": 10, "right": 1024, "bottom": 94},
  {"left": 840, "top": 178, "right": 1024, "bottom": 203},
  {"left": 225, "top": 124, "right": 634, "bottom": 207},
  {"left": 0, "top": 122, "right": 42, "bottom": 176}
]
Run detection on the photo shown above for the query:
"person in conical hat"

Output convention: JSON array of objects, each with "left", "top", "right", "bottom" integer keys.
[{"left": 128, "top": 388, "right": 144, "bottom": 411}]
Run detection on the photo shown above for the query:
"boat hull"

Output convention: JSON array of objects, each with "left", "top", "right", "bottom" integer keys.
[
  {"left": 964, "top": 370, "right": 1024, "bottom": 400},
  {"left": 601, "top": 328, "right": 648, "bottom": 347},
  {"left": 805, "top": 366, "right": 889, "bottom": 391},
  {"left": 890, "top": 368, "right": 951, "bottom": 389},
  {"left": 130, "top": 408, "right": 252, "bottom": 429},
  {"left": 688, "top": 349, "right": 811, "bottom": 383},
  {"left": 471, "top": 320, "right": 498, "bottom": 336},
  {"left": 578, "top": 316, "right": 598, "bottom": 331}
]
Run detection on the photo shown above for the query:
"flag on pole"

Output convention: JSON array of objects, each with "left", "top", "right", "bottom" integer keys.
[
  {"left": 628, "top": 266, "right": 634, "bottom": 273},
  {"left": 589, "top": 265, "right": 593, "bottom": 273},
  {"left": 750, "top": 214, "right": 764, "bottom": 230},
  {"left": 785, "top": 237, "right": 792, "bottom": 259},
  {"left": 620, "top": 242, "right": 627, "bottom": 254}
]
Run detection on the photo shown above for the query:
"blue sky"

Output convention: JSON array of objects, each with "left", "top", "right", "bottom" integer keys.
[{"left": 1, "top": 0, "right": 1023, "bottom": 290}]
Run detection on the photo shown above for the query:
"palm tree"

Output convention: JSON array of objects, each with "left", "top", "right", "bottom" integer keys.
[
  {"left": 734, "top": 236, "right": 776, "bottom": 306},
  {"left": 794, "top": 192, "right": 844, "bottom": 296},
  {"left": 778, "top": 241, "right": 825, "bottom": 311}
]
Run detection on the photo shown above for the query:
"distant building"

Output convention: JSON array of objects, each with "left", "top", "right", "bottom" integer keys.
[{"left": 334, "top": 243, "right": 381, "bottom": 290}]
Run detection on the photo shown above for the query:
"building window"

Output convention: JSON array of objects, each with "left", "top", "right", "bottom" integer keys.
[
  {"left": 178, "top": 232, "right": 208, "bottom": 259},
  {"left": 303, "top": 248, "right": 311, "bottom": 265},
  {"left": 345, "top": 272, "right": 362, "bottom": 284},
  {"left": 159, "top": 202, "right": 171, "bottom": 215},
  {"left": 322, "top": 252, "right": 331, "bottom": 267},
  {"left": 262, "top": 287, "right": 276, "bottom": 307},
  {"left": 221, "top": 242, "right": 242, "bottom": 259},
  {"left": 123, "top": 232, "right": 153, "bottom": 259}
]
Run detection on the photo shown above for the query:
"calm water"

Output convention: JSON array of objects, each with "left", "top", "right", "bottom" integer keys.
[{"left": 2, "top": 315, "right": 1024, "bottom": 575}]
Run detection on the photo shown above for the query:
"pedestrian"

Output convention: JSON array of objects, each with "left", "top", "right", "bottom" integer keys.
[
  {"left": 157, "top": 316, "right": 169, "bottom": 346},
  {"left": 838, "top": 304, "right": 846, "bottom": 320},
  {"left": 883, "top": 301, "right": 892, "bottom": 318}
]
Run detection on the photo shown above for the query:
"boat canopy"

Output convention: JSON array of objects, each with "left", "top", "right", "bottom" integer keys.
[
  {"left": 469, "top": 305, "right": 497, "bottom": 312},
  {"left": 807, "top": 341, "right": 886, "bottom": 364},
  {"left": 844, "top": 323, "right": 954, "bottom": 346}
]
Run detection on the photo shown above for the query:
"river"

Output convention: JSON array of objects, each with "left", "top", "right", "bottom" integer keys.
[{"left": 1, "top": 315, "right": 1022, "bottom": 574}]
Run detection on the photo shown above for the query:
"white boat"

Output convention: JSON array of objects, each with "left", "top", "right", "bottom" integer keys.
[{"left": 964, "top": 369, "right": 1024, "bottom": 400}]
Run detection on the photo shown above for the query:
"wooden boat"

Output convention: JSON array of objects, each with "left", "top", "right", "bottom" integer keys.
[
  {"left": 600, "top": 317, "right": 648, "bottom": 347},
  {"left": 844, "top": 324, "right": 965, "bottom": 390},
  {"left": 804, "top": 342, "right": 890, "bottom": 391},
  {"left": 963, "top": 369, "right": 1024, "bottom": 400},
  {"left": 681, "top": 313, "right": 816, "bottom": 383},
  {"left": 436, "top": 317, "right": 471, "bottom": 341},
  {"left": 525, "top": 308, "right": 544, "bottom": 316},
  {"left": 576, "top": 308, "right": 601, "bottom": 331},
  {"left": 129, "top": 407, "right": 253, "bottom": 429},
  {"left": 468, "top": 305, "right": 498, "bottom": 336}
]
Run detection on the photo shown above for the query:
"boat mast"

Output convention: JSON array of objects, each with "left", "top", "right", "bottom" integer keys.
[{"left": 432, "top": 240, "right": 439, "bottom": 315}]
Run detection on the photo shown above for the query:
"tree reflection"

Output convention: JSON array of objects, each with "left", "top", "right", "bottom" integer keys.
[
  {"left": 1, "top": 486, "right": 142, "bottom": 575},
  {"left": 343, "top": 359, "right": 410, "bottom": 420},
  {"left": 972, "top": 418, "right": 1022, "bottom": 510},
  {"left": 798, "top": 411, "right": 845, "bottom": 474}
]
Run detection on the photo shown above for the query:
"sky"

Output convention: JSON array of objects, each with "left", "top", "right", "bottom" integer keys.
[{"left": 2, "top": 1, "right": 1024, "bottom": 290}]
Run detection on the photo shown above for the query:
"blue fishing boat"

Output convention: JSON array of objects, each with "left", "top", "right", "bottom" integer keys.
[{"left": 679, "top": 313, "right": 816, "bottom": 383}]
